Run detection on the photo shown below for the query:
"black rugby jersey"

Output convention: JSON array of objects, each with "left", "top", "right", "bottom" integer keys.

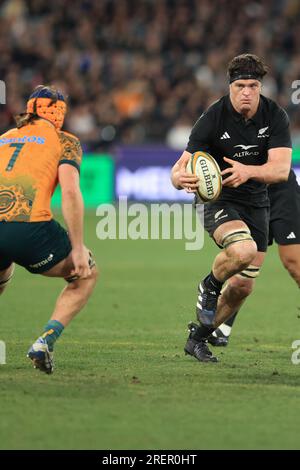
[{"left": 186, "top": 94, "right": 292, "bottom": 207}]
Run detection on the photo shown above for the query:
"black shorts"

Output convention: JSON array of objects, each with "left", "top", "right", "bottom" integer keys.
[
  {"left": 0, "top": 219, "right": 72, "bottom": 273},
  {"left": 268, "top": 176, "right": 300, "bottom": 245},
  {"left": 200, "top": 200, "right": 269, "bottom": 252}
]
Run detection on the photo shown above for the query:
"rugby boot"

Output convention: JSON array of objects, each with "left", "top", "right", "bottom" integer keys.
[
  {"left": 27, "top": 338, "right": 54, "bottom": 374},
  {"left": 184, "top": 322, "right": 218, "bottom": 363}
]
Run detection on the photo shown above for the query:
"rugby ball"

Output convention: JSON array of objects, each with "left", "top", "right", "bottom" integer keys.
[{"left": 186, "top": 151, "right": 222, "bottom": 202}]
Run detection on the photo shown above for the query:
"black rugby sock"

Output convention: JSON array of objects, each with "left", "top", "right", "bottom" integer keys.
[
  {"left": 192, "top": 323, "right": 215, "bottom": 341},
  {"left": 204, "top": 271, "right": 224, "bottom": 293},
  {"left": 224, "top": 311, "right": 238, "bottom": 327}
]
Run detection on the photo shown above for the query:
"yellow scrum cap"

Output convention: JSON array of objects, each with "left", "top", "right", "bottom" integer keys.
[{"left": 26, "top": 85, "right": 67, "bottom": 130}]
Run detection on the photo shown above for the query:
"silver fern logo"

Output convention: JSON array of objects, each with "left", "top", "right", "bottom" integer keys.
[
  {"left": 257, "top": 126, "right": 269, "bottom": 138},
  {"left": 258, "top": 127, "right": 268, "bottom": 135}
]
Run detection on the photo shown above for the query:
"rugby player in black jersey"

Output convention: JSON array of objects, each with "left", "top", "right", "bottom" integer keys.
[
  {"left": 171, "top": 54, "right": 292, "bottom": 362},
  {"left": 208, "top": 168, "right": 300, "bottom": 347}
]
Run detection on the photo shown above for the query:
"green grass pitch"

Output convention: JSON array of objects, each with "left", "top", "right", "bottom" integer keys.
[{"left": 0, "top": 212, "right": 299, "bottom": 450}]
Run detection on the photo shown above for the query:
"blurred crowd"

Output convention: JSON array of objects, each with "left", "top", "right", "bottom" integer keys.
[{"left": 1, "top": 0, "right": 300, "bottom": 151}]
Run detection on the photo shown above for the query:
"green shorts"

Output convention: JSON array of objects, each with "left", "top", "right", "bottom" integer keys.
[{"left": 0, "top": 219, "right": 72, "bottom": 274}]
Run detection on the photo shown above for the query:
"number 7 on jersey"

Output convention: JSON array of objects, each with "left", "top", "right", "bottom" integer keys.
[{"left": 6, "top": 143, "right": 25, "bottom": 171}]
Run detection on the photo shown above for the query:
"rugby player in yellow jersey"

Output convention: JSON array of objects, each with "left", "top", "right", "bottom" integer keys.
[{"left": 0, "top": 85, "right": 98, "bottom": 374}]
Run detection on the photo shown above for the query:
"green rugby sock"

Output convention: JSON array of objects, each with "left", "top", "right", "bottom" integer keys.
[{"left": 41, "top": 320, "right": 64, "bottom": 352}]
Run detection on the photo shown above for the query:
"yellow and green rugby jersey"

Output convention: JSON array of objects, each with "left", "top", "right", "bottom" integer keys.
[{"left": 0, "top": 119, "right": 82, "bottom": 222}]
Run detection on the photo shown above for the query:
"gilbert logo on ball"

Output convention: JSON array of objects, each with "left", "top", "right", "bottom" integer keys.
[{"left": 186, "top": 151, "right": 222, "bottom": 202}]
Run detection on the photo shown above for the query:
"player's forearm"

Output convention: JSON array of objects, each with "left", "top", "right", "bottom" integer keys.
[
  {"left": 61, "top": 189, "right": 85, "bottom": 249},
  {"left": 248, "top": 161, "right": 290, "bottom": 184}
]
